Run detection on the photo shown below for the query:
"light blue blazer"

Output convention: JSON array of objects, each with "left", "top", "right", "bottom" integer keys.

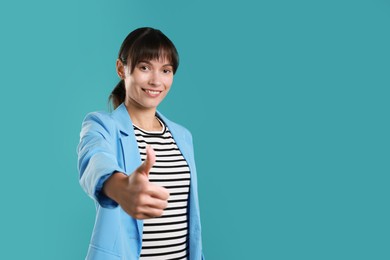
[{"left": 78, "top": 103, "right": 204, "bottom": 260}]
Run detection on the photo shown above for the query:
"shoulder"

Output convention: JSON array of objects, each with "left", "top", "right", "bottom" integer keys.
[
  {"left": 80, "top": 111, "right": 117, "bottom": 138},
  {"left": 82, "top": 110, "right": 114, "bottom": 127},
  {"left": 81, "top": 104, "right": 135, "bottom": 138},
  {"left": 83, "top": 111, "right": 112, "bottom": 123},
  {"left": 168, "top": 119, "right": 191, "bottom": 135},
  {"left": 157, "top": 111, "right": 193, "bottom": 142}
]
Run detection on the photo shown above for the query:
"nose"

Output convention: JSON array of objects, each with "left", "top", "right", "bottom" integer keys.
[{"left": 148, "top": 71, "right": 162, "bottom": 87}]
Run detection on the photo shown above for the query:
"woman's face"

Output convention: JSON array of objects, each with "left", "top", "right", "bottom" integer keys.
[{"left": 120, "top": 58, "right": 174, "bottom": 111}]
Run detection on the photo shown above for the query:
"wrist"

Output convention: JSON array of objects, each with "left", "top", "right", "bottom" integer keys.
[{"left": 102, "top": 172, "right": 127, "bottom": 202}]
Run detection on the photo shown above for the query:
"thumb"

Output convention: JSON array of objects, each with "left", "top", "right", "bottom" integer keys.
[{"left": 137, "top": 145, "right": 156, "bottom": 177}]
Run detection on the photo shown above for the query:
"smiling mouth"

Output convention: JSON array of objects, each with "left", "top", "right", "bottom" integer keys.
[
  {"left": 142, "top": 89, "right": 163, "bottom": 98},
  {"left": 143, "top": 89, "right": 162, "bottom": 95},
  {"left": 144, "top": 89, "right": 161, "bottom": 95}
]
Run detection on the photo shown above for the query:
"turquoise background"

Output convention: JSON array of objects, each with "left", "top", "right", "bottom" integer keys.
[{"left": 0, "top": 0, "right": 389, "bottom": 259}]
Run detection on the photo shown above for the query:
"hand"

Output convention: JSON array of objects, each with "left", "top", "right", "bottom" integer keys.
[{"left": 103, "top": 145, "right": 170, "bottom": 219}]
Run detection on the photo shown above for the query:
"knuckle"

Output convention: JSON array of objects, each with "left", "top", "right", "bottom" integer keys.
[
  {"left": 139, "top": 181, "right": 150, "bottom": 191},
  {"left": 165, "top": 192, "right": 170, "bottom": 200},
  {"left": 134, "top": 205, "right": 143, "bottom": 214},
  {"left": 162, "top": 188, "right": 170, "bottom": 199},
  {"left": 136, "top": 195, "right": 145, "bottom": 206},
  {"left": 155, "top": 209, "right": 164, "bottom": 217}
]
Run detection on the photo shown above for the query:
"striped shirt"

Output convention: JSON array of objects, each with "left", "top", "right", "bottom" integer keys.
[{"left": 134, "top": 118, "right": 190, "bottom": 260}]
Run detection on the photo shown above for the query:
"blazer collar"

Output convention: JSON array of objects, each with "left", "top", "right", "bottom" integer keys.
[
  {"left": 111, "top": 103, "right": 175, "bottom": 136},
  {"left": 111, "top": 103, "right": 133, "bottom": 136},
  {"left": 111, "top": 103, "right": 191, "bottom": 163}
]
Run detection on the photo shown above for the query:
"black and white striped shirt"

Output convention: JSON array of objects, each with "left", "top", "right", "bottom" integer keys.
[{"left": 134, "top": 118, "right": 190, "bottom": 260}]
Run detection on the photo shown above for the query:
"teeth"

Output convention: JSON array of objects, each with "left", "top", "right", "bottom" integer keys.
[{"left": 146, "top": 90, "right": 160, "bottom": 94}]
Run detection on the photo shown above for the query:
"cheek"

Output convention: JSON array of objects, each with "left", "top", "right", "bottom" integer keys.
[
  {"left": 124, "top": 81, "right": 133, "bottom": 94},
  {"left": 125, "top": 77, "right": 140, "bottom": 92},
  {"left": 165, "top": 78, "right": 174, "bottom": 89}
]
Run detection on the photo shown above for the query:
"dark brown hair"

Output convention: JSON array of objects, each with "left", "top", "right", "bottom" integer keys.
[{"left": 109, "top": 27, "right": 179, "bottom": 109}]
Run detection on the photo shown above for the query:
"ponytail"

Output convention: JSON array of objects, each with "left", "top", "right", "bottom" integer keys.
[{"left": 109, "top": 80, "right": 125, "bottom": 109}]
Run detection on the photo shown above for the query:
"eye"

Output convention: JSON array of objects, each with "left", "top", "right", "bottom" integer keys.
[
  {"left": 162, "top": 67, "right": 173, "bottom": 74},
  {"left": 138, "top": 64, "right": 150, "bottom": 71}
]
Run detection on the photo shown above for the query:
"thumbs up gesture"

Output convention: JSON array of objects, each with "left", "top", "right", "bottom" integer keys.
[{"left": 102, "top": 145, "right": 170, "bottom": 219}]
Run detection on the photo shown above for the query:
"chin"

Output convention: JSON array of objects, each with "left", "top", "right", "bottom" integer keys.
[{"left": 143, "top": 102, "right": 161, "bottom": 109}]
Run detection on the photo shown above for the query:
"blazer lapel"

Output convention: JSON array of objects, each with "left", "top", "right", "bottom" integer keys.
[
  {"left": 112, "top": 104, "right": 142, "bottom": 173},
  {"left": 157, "top": 112, "right": 193, "bottom": 167},
  {"left": 111, "top": 104, "right": 144, "bottom": 245}
]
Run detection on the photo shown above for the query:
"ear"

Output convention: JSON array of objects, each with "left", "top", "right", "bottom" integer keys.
[{"left": 116, "top": 59, "right": 125, "bottom": 79}]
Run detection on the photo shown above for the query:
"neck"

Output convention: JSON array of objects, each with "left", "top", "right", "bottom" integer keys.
[{"left": 124, "top": 103, "right": 161, "bottom": 131}]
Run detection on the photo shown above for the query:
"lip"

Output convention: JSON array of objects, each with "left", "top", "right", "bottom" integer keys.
[{"left": 142, "top": 88, "right": 162, "bottom": 98}]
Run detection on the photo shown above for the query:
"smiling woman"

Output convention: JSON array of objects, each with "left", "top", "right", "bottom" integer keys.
[{"left": 77, "top": 27, "right": 204, "bottom": 260}]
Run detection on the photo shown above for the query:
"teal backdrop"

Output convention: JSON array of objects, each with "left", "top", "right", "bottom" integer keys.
[{"left": 0, "top": 0, "right": 389, "bottom": 259}]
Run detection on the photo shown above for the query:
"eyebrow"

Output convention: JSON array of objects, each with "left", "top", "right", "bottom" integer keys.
[{"left": 138, "top": 60, "right": 173, "bottom": 67}]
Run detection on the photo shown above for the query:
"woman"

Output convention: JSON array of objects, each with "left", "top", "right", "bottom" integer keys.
[{"left": 77, "top": 27, "right": 204, "bottom": 260}]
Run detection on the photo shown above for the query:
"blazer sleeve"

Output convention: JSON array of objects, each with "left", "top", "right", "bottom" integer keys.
[{"left": 77, "top": 112, "right": 124, "bottom": 208}]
